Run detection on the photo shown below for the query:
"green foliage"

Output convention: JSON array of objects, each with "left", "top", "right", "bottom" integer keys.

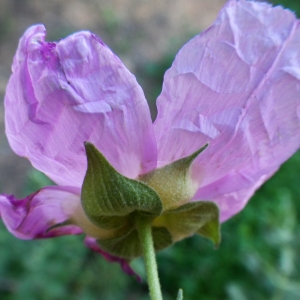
[
  {"left": 0, "top": 226, "right": 130, "bottom": 300},
  {"left": 100, "top": 7, "right": 119, "bottom": 34},
  {"left": 137, "top": 53, "right": 175, "bottom": 119},
  {"left": 21, "top": 169, "right": 53, "bottom": 196}
]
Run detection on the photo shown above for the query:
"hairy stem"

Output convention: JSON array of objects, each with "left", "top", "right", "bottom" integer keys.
[{"left": 136, "top": 217, "right": 163, "bottom": 300}]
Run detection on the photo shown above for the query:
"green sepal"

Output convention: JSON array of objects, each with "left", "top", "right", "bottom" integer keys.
[
  {"left": 88, "top": 215, "right": 129, "bottom": 230},
  {"left": 97, "top": 226, "right": 173, "bottom": 259},
  {"left": 197, "top": 212, "right": 221, "bottom": 248},
  {"left": 166, "top": 143, "right": 208, "bottom": 170},
  {"left": 139, "top": 144, "right": 208, "bottom": 210},
  {"left": 153, "top": 201, "right": 221, "bottom": 247},
  {"left": 81, "top": 143, "right": 163, "bottom": 229}
]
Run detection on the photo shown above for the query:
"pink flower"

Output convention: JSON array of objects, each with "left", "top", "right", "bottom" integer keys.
[{"left": 1, "top": 0, "right": 300, "bottom": 274}]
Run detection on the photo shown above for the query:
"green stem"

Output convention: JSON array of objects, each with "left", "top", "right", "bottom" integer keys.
[{"left": 136, "top": 217, "right": 163, "bottom": 300}]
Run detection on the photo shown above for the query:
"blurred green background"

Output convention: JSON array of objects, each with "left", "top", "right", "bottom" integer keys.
[{"left": 1, "top": 0, "right": 300, "bottom": 299}]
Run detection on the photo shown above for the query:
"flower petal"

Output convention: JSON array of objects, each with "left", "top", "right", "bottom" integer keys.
[
  {"left": 5, "top": 25, "right": 157, "bottom": 187},
  {"left": 154, "top": 0, "right": 300, "bottom": 220},
  {"left": 0, "top": 186, "right": 82, "bottom": 239},
  {"left": 84, "top": 236, "right": 141, "bottom": 281},
  {"left": 194, "top": 168, "right": 273, "bottom": 222}
]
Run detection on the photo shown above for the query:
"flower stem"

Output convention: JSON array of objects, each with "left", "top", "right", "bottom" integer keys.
[{"left": 136, "top": 217, "right": 163, "bottom": 300}]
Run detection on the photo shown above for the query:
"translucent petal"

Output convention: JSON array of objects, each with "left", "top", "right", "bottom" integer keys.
[
  {"left": 154, "top": 0, "right": 300, "bottom": 220},
  {"left": 5, "top": 25, "right": 157, "bottom": 187}
]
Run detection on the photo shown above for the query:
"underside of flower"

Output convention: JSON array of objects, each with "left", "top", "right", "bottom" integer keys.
[{"left": 80, "top": 142, "right": 220, "bottom": 259}]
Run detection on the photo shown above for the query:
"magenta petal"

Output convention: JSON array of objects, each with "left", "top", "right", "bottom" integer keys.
[
  {"left": 5, "top": 25, "right": 157, "bottom": 187},
  {"left": 84, "top": 236, "right": 141, "bottom": 281},
  {"left": 0, "top": 186, "right": 82, "bottom": 239},
  {"left": 154, "top": 0, "right": 300, "bottom": 220}
]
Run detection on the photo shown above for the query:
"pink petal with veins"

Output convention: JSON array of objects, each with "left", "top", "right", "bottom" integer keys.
[
  {"left": 154, "top": 0, "right": 300, "bottom": 220},
  {"left": 5, "top": 25, "right": 157, "bottom": 187}
]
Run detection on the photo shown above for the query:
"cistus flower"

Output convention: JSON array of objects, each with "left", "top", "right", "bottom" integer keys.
[{"left": 1, "top": 0, "right": 300, "bottom": 275}]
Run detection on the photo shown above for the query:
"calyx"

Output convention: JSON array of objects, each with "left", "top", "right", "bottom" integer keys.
[{"left": 78, "top": 142, "right": 220, "bottom": 259}]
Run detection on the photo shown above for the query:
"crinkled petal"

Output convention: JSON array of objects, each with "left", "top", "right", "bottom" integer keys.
[
  {"left": 194, "top": 168, "right": 274, "bottom": 222},
  {"left": 5, "top": 25, "right": 157, "bottom": 187},
  {"left": 84, "top": 236, "right": 141, "bottom": 281},
  {"left": 0, "top": 186, "right": 82, "bottom": 239},
  {"left": 154, "top": 0, "right": 300, "bottom": 220}
]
